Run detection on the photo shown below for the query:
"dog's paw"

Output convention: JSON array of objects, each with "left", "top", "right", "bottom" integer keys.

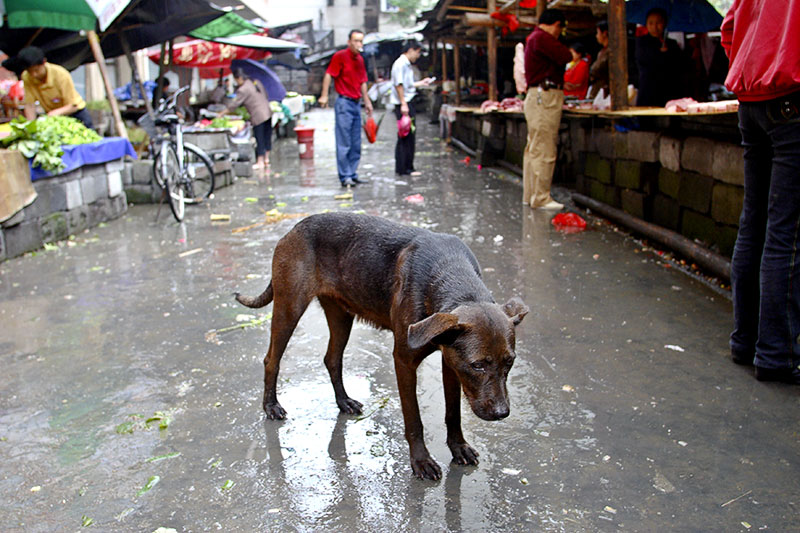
[
  {"left": 337, "top": 397, "right": 363, "bottom": 415},
  {"left": 264, "top": 403, "right": 287, "bottom": 420},
  {"left": 449, "top": 442, "right": 480, "bottom": 466},
  {"left": 411, "top": 456, "right": 442, "bottom": 481}
]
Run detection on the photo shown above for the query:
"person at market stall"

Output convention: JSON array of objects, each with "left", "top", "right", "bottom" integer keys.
[
  {"left": 522, "top": 8, "right": 572, "bottom": 210},
  {"left": 390, "top": 40, "right": 434, "bottom": 177},
  {"left": 588, "top": 20, "right": 609, "bottom": 100},
  {"left": 634, "top": 8, "right": 686, "bottom": 107},
  {"left": 563, "top": 42, "right": 590, "bottom": 99},
  {"left": 722, "top": 0, "right": 800, "bottom": 384},
  {"left": 152, "top": 76, "right": 172, "bottom": 110},
  {"left": 319, "top": 29, "right": 373, "bottom": 187},
  {"left": 223, "top": 69, "right": 272, "bottom": 170},
  {"left": 15, "top": 46, "right": 93, "bottom": 128}
]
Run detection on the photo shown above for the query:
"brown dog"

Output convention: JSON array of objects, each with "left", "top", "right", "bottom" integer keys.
[{"left": 236, "top": 212, "right": 528, "bottom": 480}]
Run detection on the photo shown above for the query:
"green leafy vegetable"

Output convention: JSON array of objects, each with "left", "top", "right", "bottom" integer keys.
[
  {"left": 137, "top": 475, "right": 160, "bottom": 496},
  {"left": 1, "top": 116, "right": 101, "bottom": 173}
]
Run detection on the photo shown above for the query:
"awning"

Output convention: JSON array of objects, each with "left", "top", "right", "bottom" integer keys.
[
  {"left": 147, "top": 39, "right": 270, "bottom": 79},
  {"left": 0, "top": 0, "right": 131, "bottom": 32},
  {"left": 211, "top": 34, "right": 308, "bottom": 52},
  {"left": 188, "top": 12, "right": 262, "bottom": 41}
]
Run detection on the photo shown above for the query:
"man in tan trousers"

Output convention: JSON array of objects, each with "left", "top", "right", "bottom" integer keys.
[{"left": 523, "top": 9, "right": 572, "bottom": 209}]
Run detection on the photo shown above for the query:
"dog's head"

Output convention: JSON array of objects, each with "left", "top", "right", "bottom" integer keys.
[{"left": 407, "top": 297, "right": 529, "bottom": 421}]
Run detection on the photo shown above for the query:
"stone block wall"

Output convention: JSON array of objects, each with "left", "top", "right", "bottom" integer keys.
[
  {"left": 573, "top": 123, "right": 744, "bottom": 257},
  {"left": 1, "top": 158, "right": 127, "bottom": 261}
]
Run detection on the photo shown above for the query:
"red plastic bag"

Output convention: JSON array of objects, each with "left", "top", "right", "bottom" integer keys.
[
  {"left": 397, "top": 114, "right": 411, "bottom": 138},
  {"left": 363, "top": 116, "right": 378, "bottom": 143},
  {"left": 551, "top": 212, "right": 587, "bottom": 233}
]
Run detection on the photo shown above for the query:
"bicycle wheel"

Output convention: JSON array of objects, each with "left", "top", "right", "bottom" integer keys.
[
  {"left": 182, "top": 143, "right": 215, "bottom": 202},
  {"left": 162, "top": 144, "right": 185, "bottom": 222},
  {"left": 152, "top": 140, "right": 172, "bottom": 189}
]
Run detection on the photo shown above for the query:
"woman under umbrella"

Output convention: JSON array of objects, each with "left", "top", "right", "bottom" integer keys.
[{"left": 224, "top": 68, "right": 272, "bottom": 170}]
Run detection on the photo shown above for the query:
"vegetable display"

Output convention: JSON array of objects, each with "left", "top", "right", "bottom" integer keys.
[{"left": 1, "top": 116, "right": 101, "bottom": 173}]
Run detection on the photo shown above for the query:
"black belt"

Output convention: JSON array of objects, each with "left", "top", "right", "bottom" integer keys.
[
  {"left": 340, "top": 95, "right": 361, "bottom": 102},
  {"left": 529, "top": 80, "right": 563, "bottom": 91}
]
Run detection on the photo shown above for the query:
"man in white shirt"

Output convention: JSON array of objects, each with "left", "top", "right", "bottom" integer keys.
[{"left": 390, "top": 41, "right": 433, "bottom": 176}]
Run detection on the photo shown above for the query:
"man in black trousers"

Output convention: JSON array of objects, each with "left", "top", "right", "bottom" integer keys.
[{"left": 390, "top": 41, "right": 434, "bottom": 176}]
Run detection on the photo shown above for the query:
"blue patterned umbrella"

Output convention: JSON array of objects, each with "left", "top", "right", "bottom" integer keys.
[{"left": 230, "top": 58, "right": 286, "bottom": 102}]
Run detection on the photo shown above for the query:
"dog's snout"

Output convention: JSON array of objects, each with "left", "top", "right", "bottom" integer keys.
[{"left": 493, "top": 405, "right": 510, "bottom": 419}]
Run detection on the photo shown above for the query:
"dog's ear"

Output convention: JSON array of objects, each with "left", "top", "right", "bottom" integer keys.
[
  {"left": 407, "top": 313, "right": 463, "bottom": 349},
  {"left": 503, "top": 297, "right": 529, "bottom": 326}
]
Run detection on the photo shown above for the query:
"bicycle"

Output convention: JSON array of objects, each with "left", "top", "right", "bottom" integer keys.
[{"left": 138, "top": 86, "right": 215, "bottom": 222}]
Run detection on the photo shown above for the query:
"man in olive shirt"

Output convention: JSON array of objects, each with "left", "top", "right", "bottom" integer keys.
[{"left": 18, "top": 47, "right": 93, "bottom": 128}]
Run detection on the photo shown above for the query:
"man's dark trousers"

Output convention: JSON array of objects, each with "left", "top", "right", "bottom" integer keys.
[{"left": 393, "top": 97, "right": 416, "bottom": 175}]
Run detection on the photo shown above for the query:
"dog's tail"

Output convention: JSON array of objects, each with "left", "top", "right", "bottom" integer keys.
[{"left": 234, "top": 281, "right": 274, "bottom": 308}]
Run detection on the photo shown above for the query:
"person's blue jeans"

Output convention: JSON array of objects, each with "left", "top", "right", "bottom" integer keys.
[
  {"left": 730, "top": 90, "right": 800, "bottom": 370},
  {"left": 334, "top": 96, "right": 362, "bottom": 183}
]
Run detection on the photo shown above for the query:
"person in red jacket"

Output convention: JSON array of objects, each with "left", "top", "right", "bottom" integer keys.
[
  {"left": 563, "top": 42, "right": 590, "bottom": 99},
  {"left": 522, "top": 8, "right": 572, "bottom": 210},
  {"left": 722, "top": 0, "right": 800, "bottom": 384}
]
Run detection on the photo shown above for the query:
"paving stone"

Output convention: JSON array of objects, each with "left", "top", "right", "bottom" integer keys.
[
  {"left": 107, "top": 171, "right": 123, "bottom": 198},
  {"left": 621, "top": 189, "right": 648, "bottom": 219},
  {"left": 712, "top": 142, "right": 745, "bottom": 186},
  {"left": 4, "top": 219, "right": 42, "bottom": 258},
  {"left": 653, "top": 194, "right": 681, "bottom": 231},
  {"left": 659, "top": 136, "right": 682, "bottom": 172},
  {"left": 678, "top": 171, "right": 714, "bottom": 213},
  {"left": 40, "top": 212, "right": 69, "bottom": 243},
  {"left": 681, "top": 137, "right": 716, "bottom": 176},
  {"left": 711, "top": 183, "right": 744, "bottom": 225},
  {"left": 627, "top": 131, "right": 659, "bottom": 162},
  {"left": 658, "top": 167, "right": 681, "bottom": 199},
  {"left": 681, "top": 209, "right": 717, "bottom": 245},
  {"left": 66, "top": 206, "right": 90, "bottom": 235},
  {"left": 65, "top": 179, "right": 83, "bottom": 210}
]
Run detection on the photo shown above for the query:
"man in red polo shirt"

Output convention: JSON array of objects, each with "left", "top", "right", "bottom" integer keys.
[{"left": 320, "top": 29, "right": 374, "bottom": 187}]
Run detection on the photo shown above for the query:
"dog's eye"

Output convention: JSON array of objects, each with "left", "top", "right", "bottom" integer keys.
[{"left": 470, "top": 361, "right": 486, "bottom": 372}]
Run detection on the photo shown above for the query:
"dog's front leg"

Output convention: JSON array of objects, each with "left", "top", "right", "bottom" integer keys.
[
  {"left": 394, "top": 353, "right": 442, "bottom": 480},
  {"left": 442, "top": 356, "right": 479, "bottom": 466}
]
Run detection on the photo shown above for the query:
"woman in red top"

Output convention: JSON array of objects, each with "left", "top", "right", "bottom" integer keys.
[
  {"left": 723, "top": 0, "right": 800, "bottom": 384},
  {"left": 563, "top": 43, "right": 590, "bottom": 99}
]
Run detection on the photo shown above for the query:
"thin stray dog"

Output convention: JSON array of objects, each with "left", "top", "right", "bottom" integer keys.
[{"left": 235, "top": 212, "right": 528, "bottom": 480}]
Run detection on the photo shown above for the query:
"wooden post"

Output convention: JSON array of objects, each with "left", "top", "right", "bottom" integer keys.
[
  {"left": 118, "top": 31, "right": 154, "bottom": 116},
  {"left": 454, "top": 40, "right": 461, "bottom": 105},
  {"left": 487, "top": 0, "right": 497, "bottom": 101},
  {"left": 608, "top": 0, "right": 629, "bottom": 110},
  {"left": 442, "top": 42, "right": 448, "bottom": 83},
  {"left": 87, "top": 30, "right": 128, "bottom": 139}
]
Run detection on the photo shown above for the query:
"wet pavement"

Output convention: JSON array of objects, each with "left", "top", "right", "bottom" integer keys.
[{"left": 1, "top": 108, "right": 798, "bottom": 532}]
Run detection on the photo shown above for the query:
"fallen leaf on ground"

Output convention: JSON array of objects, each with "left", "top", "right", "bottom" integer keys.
[{"left": 210, "top": 214, "right": 231, "bottom": 221}]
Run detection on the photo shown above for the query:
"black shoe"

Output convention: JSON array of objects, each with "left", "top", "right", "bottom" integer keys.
[
  {"left": 731, "top": 349, "right": 754, "bottom": 366},
  {"left": 754, "top": 364, "right": 800, "bottom": 384},
  {"left": 341, "top": 178, "right": 356, "bottom": 187},
  {"left": 352, "top": 177, "right": 369, "bottom": 184}
]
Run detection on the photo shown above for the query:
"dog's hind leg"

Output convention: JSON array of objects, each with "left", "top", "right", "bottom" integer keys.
[
  {"left": 318, "top": 296, "right": 363, "bottom": 415},
  {"left": 262, "top": 292, "right": 312, "bottom": 419}
]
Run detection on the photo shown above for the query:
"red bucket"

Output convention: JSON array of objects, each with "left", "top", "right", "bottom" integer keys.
[{"left": 294, "top": 126, "right": 314, "bottom": 159}]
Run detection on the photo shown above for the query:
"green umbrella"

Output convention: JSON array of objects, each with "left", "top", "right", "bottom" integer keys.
[
  {"left": 189, "top": 12, "right": 261, "bottom": 41},
  {"left": 1, "top": 0, "right": 132, "bottom": 32}
]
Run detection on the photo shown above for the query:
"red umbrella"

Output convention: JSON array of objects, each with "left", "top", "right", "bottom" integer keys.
[{"left": 148, "top": 39, "right": 271, "bottom": 79}]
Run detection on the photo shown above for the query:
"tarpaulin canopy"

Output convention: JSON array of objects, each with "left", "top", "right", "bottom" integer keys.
[
  {"left": 211, "top": 34, "right": 308, "bottom": 51},
  {"left": 0, "top": 0, "right": 225, "bottom": 70},
  {"left": 230, "top": 58, "right": 286, "bottom": 102},
  {"left": 0, "top": 0, "right": 131, "bottom": 32},
  {"left": 625, "top": 0, "right": 723, "bottom": 33},
  {"left": 147, "top": 39, "right": 271, "bottom": 79},
  {"left": 188, "top": 11, "right": 262, "bottom": 41}
]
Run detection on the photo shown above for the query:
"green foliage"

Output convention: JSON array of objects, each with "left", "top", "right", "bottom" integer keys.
[
  {"left": 385, "top": 0, "right": 436, "bottom": 27},
  {"left": 1, "top": 116, "right": 101, "bottom": 173}
]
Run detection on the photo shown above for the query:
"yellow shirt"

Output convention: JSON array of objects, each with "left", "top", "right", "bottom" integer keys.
[{"left": 22, "top": 63, "right": 85, "bottom": 113}]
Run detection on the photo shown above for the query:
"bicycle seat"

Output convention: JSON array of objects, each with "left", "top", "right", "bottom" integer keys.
[{"left": 154, "top": 113, "right": 180, "bottom": 125}]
